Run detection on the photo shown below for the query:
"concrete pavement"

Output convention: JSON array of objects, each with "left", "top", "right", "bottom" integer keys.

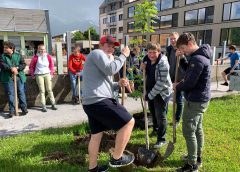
[{"left": 0, "top": 82, "right": 238, "bottom": 137}]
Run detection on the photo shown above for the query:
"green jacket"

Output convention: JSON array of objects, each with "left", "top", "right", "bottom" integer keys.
[{"left": 0, "top": 53, "right": 27, "bottom": 83}]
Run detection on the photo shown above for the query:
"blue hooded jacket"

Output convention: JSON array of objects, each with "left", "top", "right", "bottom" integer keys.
[{"left": 176, "top": 44, "right": 212, "bottom": 102}]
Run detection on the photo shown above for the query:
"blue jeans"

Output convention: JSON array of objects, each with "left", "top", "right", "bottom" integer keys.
[
  {"left": 176, "top": 90, "right": 184, "bottom": 122},
  {"left": 69, "top": 72, "right": 82, "bottom": 98},
  {"left": 4, "top": 77, "right": 27, "bottom": 112}
]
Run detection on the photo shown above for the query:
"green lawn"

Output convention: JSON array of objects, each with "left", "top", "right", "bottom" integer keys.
[{"left": 0, "top": 95, "right": 240, "bottom": 172}]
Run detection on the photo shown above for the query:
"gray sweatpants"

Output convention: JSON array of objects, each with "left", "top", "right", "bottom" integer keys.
[{"left": 182, "top": 100, "right": 209, "bottom": 164}]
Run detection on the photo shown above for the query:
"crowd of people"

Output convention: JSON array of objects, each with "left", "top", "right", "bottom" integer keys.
[{"left": 0, "top": 32, "right": 239, "bottom": 172}]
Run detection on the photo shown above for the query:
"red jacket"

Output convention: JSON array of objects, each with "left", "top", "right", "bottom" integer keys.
[
  {"left": 68, "top": 53, "right": 86, "bottom": 74},
  {"left": 29, "top": 54, "right": 54, "bottom": 78}
]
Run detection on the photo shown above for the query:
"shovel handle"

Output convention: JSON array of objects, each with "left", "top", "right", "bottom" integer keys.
[
  {"left": 173, "top": 56, "right": 180, "bottom": 143},
  {"left": 78, "top": 75, "right": 81, "bottom": 104},
  {"left": 13, "top": 74, "right": 19, "bottom": 116},
  {"left": 143, "top": 69, "right": 150, "bottom": 150},
  {"left": 121, "top": 61, "right": 127, "bottom": 106}
]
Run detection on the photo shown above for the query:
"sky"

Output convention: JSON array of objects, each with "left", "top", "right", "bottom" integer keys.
[{"left": 0, "top": 0, "right": 103, "bottom": 35}]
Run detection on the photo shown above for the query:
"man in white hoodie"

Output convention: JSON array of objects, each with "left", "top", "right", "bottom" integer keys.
[{"left": 82, "top": 35, "right": 135, "bottom": 172}]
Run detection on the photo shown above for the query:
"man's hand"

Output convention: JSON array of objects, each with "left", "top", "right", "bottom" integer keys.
[
  {"left": 140, "top": 62, "right": 146, "bottom": 70},
  {"left": 11, "top": 67, "right": 18, "bottom": 75},
  {"left": 175, "top": 49, "right": 183, "bottom": 57},
  {"left": 144, "top": 94, "right": 149, "bottom": 101},
  {"left": 121, "top": 46, "right": 130, "bottom": 57}
]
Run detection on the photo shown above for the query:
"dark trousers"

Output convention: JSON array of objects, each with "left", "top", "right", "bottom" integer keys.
[
  {"left": 175, "top": 90, "right": 184, "bottom": 122},
  {"left": 4, "top": 78, "right": 27, "bottom": 112},
  {"left": 148, "top": 94, "right": 168, "bottom": 142}
]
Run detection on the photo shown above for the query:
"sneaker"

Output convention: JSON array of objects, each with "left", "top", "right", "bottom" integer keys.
[
  {"left": 8, "top": 111, "right": 14, "bottom": 118},
  {"left": 109, "top": 153, "right": 135, "bottom": 168},
  {"left": 51, "top": 105, "right": 57, "bottom": 110},
  {"left": 42, "top": 106, "right": 47, "bottom": 112},
  {"left": 87, "top": 165, "right": 109, "bottom": 172},
  {"left": 197, "top": 157, "right": 202, "bottom": 167},
  {"left": 182, "top": 155, "right": 202, "bottom": 167},
  {"left": 21, "top": 108, "right": 28, "bottom": 115},
  {"left": 153, "top": 141, "right": 167, "bottom": 149},
  {"left": 220, "top": 82, "right": 228, "bottom": 86},
  {"left": 176, "top": 163, "right": 198, "bottom": 172}
]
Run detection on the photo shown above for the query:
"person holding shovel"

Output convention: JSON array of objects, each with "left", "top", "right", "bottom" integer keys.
[
  {"left": 82, "top": 35, "right": 135, "bottom": 172},
  {"left": 141, "top": 42, "right": 172, "bottom": 149},
  {"left": 166, "top": 32, "right": 188, "bottom": 126},
  {"left": 0, "top": 41, "right": 28, "bottom": 118},
  {"left": 174, "top": 33, "right": 212, "bottom": 172},
  {"left": 68, "top": 46, "right": 86, "bottom": 104}
]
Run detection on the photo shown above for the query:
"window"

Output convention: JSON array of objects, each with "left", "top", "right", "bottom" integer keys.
[
  {"left": 160, "top": 33, "right": 170, "bottom": 46},
  {"left": 103, "top": 18, "right": 107, "bottom": 24},
  {"left": 119, "top": 27, "right": 123, "bottom": 33},
  {"left": 127, "top": 22, "right": 135, "bottom": 33},
  {"left": 119, "top": 2, "right": 123, "bottom": 8},
  {"left": 161, "top": 0, "right": 173, "bottom": 10},
  {"left": 220, "top": 27, "right": 240, "bottom": 45},
  {"left": 223, "top": 1, "right": 240, "bottom": 21},
  {"left": 158, "top": 13, "right": 178, "bottom": 28},
  {"left": 128, "top": 6, "right": 135, "bottom": 18},
  {"left": 103, "top": 29, "right": 108, "bottom": 35},
  {"left": 151, "top": 34, "right": 160, "bottom": 43},
  {"left": 155, "top": 0, "right": 161, "bottom": 11},
  {"left": 186, "top": 0, "right": 204, "bottom": 5},
  {"left": 119, "top": 14, "right": 123, "bottom": 21},
  {"left": 110, "top": 3, "right": 116, "bottom": 11},
  {"left": 110, "top": 16, "right": 116, "bottom": 23},
  {"left": 185, "top": 6, "right": 214, "bottom": 26},
  {"left": 188, "top": 30, "right": 212, "bottom": 45},
  {"left": 151, "top": 17, "right": 160, "bottom": 30},
  {"left": 110, "top": 28, "right": 116, "bottom": 35}
]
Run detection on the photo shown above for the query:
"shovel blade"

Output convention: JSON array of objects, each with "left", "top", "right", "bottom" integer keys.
[
  {"left": 138, "top": 147, "right": 156, "bottom": 165},
  {"left": 163, "top": 141, "right": 174, "bottom": 159}
]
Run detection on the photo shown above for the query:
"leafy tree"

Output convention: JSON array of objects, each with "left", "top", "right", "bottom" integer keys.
[
  {"left": 83, "top": 27, "right": 99, "bottom": 41},
  {"left": 72, "top": 31, "right": 85, "bottom": 41}
]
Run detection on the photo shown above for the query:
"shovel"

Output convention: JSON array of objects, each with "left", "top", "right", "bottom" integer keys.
[
  {"left": 78, "top": 75, "right": 81, "bottom": 104},
  {"left": 13, "top": 74, "right": 19, "bottom": 116},
  {"left": 164, "top": 55, "right": 180, "bottom": 159},
  {"left": 138, "top": 68, "right": 156, "bottom": 165}
]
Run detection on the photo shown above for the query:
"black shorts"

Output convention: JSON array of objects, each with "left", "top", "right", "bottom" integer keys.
[
  {"left": 83, "top": 98, "right": 132, "bottom": 134},
  {"left": 224, "top": 67, "right": 232, "bottom": 75}
]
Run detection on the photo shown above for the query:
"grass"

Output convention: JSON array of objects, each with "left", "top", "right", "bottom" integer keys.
[{"left": 0, "top": 95, "right": 240, "bottom": 172}]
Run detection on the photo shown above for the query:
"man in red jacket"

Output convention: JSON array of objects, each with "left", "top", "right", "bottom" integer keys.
[{"left": 68, "top": 46, "right": 86, "bottom": 104}]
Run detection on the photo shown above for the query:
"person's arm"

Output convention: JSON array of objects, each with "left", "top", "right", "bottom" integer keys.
[
  {"left": 147, "top": 61, "right": 170, "bottom": 100},
  {"left": 0, "top": 56, "right": 11, "bottom": 71},
  {"left": 48, "top": 55, "right": 54, "bottom": 75},
  {"left": 92, "top": 50, "right": 126, "bottom": 76},
  {"left": 230, "top": 58, "right": 239, "bottom": 72},
  {"left": 68, "top": 55, "right": 76, "bottom": 74},
  {"left": 176, "top": 58, "right": 204, "bottom": 91},
  {"left": 29, "top": 56, "right": 36, "bottom": 78}
]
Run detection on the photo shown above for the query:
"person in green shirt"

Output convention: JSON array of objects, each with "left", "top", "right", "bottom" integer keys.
[{"left": 0, "top": 41, "right": 28, "bottom": 118}]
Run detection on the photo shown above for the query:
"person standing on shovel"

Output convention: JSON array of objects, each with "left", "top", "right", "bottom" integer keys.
[
  {"left": 141, "top": 42, "right": 172, "bottom": 149},
  {"left": 82, "top": 35, "right": 135, "bottom": 172},
  {"left": 174, "top": 33, "right": 212, "bottom": 172},
  {"left": 166, "top": 32, "right": 188, "bottom": 126}
]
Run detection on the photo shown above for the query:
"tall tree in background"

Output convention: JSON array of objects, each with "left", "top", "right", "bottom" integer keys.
[
  {"left": 83, "top": 27, "right": 99, "bottom": 41},
  {"left": 72, "top": 31, "right": 85, "bottom": 41}
]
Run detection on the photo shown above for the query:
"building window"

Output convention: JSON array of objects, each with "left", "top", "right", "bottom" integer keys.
[
  {"left": 159, "top": 13, "right": 178, "bottom": 28},
  {"left": 119, "top": 2, "right": 123, "bottom": 8},
  {"left": 220, "top": 27, "right": 240, "bottom": 45},
  {"left": 151, "top": 34, "right": 160, "bottom": 43},
  {"left": 103, "top": 29, "right": 108, "bottom": 35},
  {"left": 103, "top": 18, "right": 108, "bottom": 24},
  {"left": 110, "top": 16, "right": 116, "bottom": 23},
  {"left": 185, "top": 6, "right": 214, "bottom": 26},
  {"left": 119, "top": 14, "right": 123, "bottom": 21},
  {"left": 110, "top": 3, "right": 116, "bottom": 11},
  {"left": 187, "top": 30, "right": 212, "bottom": 45},
  {"left": 186, "top": 0, "right": 204, "bottom": 5},
  {"left": 110, "top": 28, "right": 116, "bottom": 35},
  {"left": 155, "top": 0, "right": 161, "bottom": 11},
  {"left": 223, "top": 1, "right": 240, "bottom": 21},
  {"left": 119, "top": 27, "right": 123, "bottom": 33},
  {"left": 161, "top": 0, "right": 173, "bottom": 10},
  {"left": 128, "top": 6, "right": 135, "bottom": 18},
  {"left": 160, "top": 33, "right": 170, "bottom": 46},
  {"left": 127, "top": 22, "right": 135, "bottom": 33}
]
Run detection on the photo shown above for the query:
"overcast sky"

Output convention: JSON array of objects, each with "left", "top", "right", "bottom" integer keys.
[{"left": 0, "top": 0, "right": 102, "bottom": 35}]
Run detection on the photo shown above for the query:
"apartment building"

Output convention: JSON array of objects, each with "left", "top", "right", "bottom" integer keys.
[
  {"left": 123, "top": 0, "right": 240, "bottom": 52},
  {"left": 99, "top": 0, "right": 124, "bottom": 44}
]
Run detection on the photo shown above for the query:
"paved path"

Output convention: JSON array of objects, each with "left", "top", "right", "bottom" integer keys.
[{"left": 0, "top": 82, "right": 238, "bottom": 137}]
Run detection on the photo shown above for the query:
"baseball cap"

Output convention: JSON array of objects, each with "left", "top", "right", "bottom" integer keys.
[{"left": 100, "top": 35, "right": 120, "bottom": 46}]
